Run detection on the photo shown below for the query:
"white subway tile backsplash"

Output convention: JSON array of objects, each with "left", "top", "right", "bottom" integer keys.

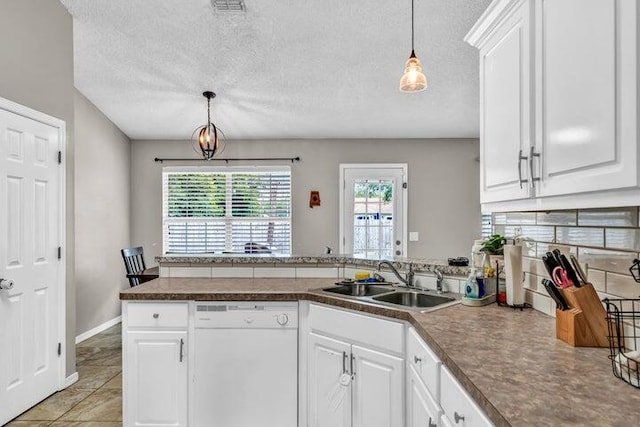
[
  {"left": 606, "top": 272, "right": 640, "bottom": 299},
  {"left": 524, "top": 289, "right": 554, "bottom": 317},
  {"left": 495, "top": 206, "right": 640, "bottom": 306},
  {"left": 605, "top": 228, "right": 640, "bottom": 251},
  {"left": 578, "top": 207, "right": 638, "bottom": 227},
  {"left": 578, "top": 248, "right": 639, "bottom": 275},
  {"left": 169, "top": 267, "right": 212, "bottom": 278},
  {"left": 211, "top": 267, "right": 253, "bottom": 278},
  {"left": 296, "top": 267, "right": 339, "bottom": 278},
  {"left": 586, "top": 269, "right": 606, "bottom": 292},
  {"left": 159, "top": 267, "right": 170, "bottom": 277},
  {"left": 556, "top": 227, "right": 604, "bottom": 247},
  {"left": 536, "top": 210, "right": 577, "bottom": 226},
  {"left": 253, "top": 267, "right": 296, "bottom": 278}
]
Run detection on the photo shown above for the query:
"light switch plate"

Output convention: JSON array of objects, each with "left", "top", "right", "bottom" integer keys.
[{"left": 409, "top": 232, "right": 419, "bottom": 241}]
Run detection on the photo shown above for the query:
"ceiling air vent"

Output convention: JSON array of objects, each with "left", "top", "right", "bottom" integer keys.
[{"left": 212, "top": 0, "right": 246, "bottom": 13}]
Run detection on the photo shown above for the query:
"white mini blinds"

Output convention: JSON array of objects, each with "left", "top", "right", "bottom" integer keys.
[{"left": 163, "top": 167, "right": 291, "bottom": 255}]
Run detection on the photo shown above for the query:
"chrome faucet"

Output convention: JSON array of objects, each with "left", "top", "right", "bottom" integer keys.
[
  {"left": 377, "top": 261, "right": 414, "bottom": 288},
  {"left": 434, "top": 268, "right": 444, "bottom": 294}
]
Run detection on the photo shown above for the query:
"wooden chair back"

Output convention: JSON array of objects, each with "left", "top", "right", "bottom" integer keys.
[{"left": 121, "top": 246, "right": 147, "bottom": 287}]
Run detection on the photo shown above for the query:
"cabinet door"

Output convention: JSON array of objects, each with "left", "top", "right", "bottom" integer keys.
[
  {"left": 478, "top": 0, "right": 532, "bottom": 203},
  {"left": 440, "top": 367, "right": 493, "bottom": 427},
  {"left": 351, "top": 344, "right": 404, "bottom": 427},
  {"left": 308, "top": 333, "right": 352, "bottom": 427},
  {"left": 407, "top": 365, "right": 441, "bottom": 427},
  {"left": 125, "top": 331, "right": 188, "bottom": 427},
  {"left": 535, "top": 0, "right": 639, "bottom": 196}
]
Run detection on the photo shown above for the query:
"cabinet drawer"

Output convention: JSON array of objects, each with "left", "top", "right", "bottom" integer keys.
[
  {"left": 127, "top": 302, "right": 189, "bottom": 328},
  {"left": 407, "top": 327, "right": 441, "bottom": 400},
  {"left": 441, "top": 367, "right": 493, "bottom": 427},
  {"left": 309, "top": 303, "right": 403, "bottom": 354}
]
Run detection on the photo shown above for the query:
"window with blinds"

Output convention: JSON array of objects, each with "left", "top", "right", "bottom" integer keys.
[{"left": 163, "top": 167, "right": 291, "bottom": 254}]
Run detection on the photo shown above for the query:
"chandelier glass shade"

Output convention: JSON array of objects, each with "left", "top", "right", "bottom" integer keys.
[
  {"left": 399, "top": 0, "right": 427, "bottom": 92},
  {"left": 192, "top": 91, "right": 225, "bottom": 159}
]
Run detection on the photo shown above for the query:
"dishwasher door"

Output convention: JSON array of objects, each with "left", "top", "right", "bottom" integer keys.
[{"left": 194, "top": 303, "right": 298, "bottom": 427}]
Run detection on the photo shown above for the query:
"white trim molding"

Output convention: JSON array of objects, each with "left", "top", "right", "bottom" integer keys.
[
  {"left": 76, "top": 316, "right": 122, "bottom": 344},
  {"left": 63, "top": 372, "right": 79, "bottom": 389}
]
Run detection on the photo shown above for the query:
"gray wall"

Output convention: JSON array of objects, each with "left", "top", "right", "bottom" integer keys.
[
  {"left": 0, "top": 0, "right": 76, "bottom": 376},
  {"left": 74, "top": 90, "right": 130, "bottom": 336},
  {"left": 131, "top": 139, "right": 481, "bottom": 260}
]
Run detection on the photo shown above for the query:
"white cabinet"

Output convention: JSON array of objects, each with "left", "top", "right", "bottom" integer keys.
[
  {"left": 467, "top": 0, "right": 640, "bottom": 209},
  {"left": 123, "top": 302, "right": 188, "bottom": 427},
  {"left": 308, "top": 333, "right": 352, "bottom": 427},
  {"left": 478, "top": 0, "right": 533, "bottom": 203},
  {"left": 351, "top": 345, "right": 404, "bottom": 427},
  {"left": 307, "top": 304, "right": 404, "bottom": 427},
  {"left": 407, "top": 365, "right": 441, "bottom": 427},
  {"left": 441, "top": 367, "right": 493, "bottom": 427},
  {"left": 534, "top": 0, "right": 639, "bottom": 197}
]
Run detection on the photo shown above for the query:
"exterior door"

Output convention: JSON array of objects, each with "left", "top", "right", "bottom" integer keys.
[
  {"left": 351, "top": 344, "right": 404, "bottom": 427},
  {"left": 125, "top": 331, "right": 188, "bottom": 427},
  {"left": 308, "top": 333, "right": 352, "bottom": 427},
  {"left": 341, "top": 165, "right": 407, "bottom": 259},
  {"left": 0, "top": 105, "right": 63, "bottom": 425}
]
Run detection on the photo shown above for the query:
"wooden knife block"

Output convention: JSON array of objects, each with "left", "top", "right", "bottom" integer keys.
[{"left": 555, "top": 283, "right": 608, "bottom": 347}]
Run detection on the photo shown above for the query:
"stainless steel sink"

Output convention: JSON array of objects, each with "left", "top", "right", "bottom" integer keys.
[
  {"left": 372, "top": 291, "right": 456, "bottom": 308},
  {"left": 322, "top": 284, "right": 395, "bottom": 297},
  {"left": 316, "top": 284, "right": 460, "bottom": 312}
]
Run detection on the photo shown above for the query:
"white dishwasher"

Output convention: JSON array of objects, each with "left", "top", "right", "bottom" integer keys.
[{"left": 193, "top": 302, "right": 298, "bottom": 427}]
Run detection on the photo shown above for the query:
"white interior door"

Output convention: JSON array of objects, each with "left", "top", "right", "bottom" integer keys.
[
  {"left": 0, "top": 104, "right": 63, "bottom": 425},
  {"left": 341, "top": 165, "right": 407, "bottom": 259}
]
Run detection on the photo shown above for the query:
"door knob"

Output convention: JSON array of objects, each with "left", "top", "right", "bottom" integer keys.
[{"left": 0, "top": 278, "right": 14, "bottom": 290}]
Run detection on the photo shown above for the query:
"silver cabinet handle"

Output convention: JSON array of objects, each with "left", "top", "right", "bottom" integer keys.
[
  {"left": 153, "top": 313, "right": 159, "bottom": 319},
  {"left": 529, "top": 146, "right": 540, "bottom": 188},
  {"left": 342, "top": 351, "right": 348, "bottom": 374},
  {"left": 517, "top": 149, "right": 529, "bottom": 189},
  {"left": 179, "top": 338, "right": 184, "bottom": 362},
  {"left": 454, "top": 411, "right": 465, "bottom": 424},
  {"left": 414, "top": 355, "right": 422, "bottom": 364},
  {"left": 428, "top": 416, "right": 437, "bottom": 427},
  {"left": 350, "top": 353, "right": 356, "bottom": 379},
  {"left": 0, "top": 278, "right": 14, "bottom": 290}
]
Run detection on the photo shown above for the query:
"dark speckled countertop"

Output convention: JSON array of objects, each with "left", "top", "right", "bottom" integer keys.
[{"left": 121, "top": 278, "right": 640, "bottom": 426}]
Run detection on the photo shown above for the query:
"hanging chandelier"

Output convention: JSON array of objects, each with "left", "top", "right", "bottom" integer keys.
[
  {"left": 192, "top": 91, "right": 225, "bottom": 159},
  {"left": 399, "top": 0, "right": 427, "bottom": 92}
]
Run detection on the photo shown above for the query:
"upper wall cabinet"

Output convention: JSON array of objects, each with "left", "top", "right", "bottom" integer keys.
[{"left": 466, "top": 0, "right": 639, "bottom": 209}]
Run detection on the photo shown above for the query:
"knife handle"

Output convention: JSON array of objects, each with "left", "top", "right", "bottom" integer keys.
[
  {"left": 559, "top": 253, "right": 581, "bottom": 287},
  {"left": 542, "top": 278, "right": 569, "bottom": 310}
]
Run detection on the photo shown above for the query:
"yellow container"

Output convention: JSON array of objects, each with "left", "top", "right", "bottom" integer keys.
[{"left": 354, "top": 271, "right": 370, "bottom": 281}]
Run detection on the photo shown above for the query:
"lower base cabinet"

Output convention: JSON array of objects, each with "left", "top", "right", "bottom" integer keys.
[
  {"left": 125, "top": 331, "right": 188, "bottom": 427},
  {"left": 407, "top": 365, "right": 441, "bottom": 427},
  {"left": 441, "top": 366, "right": 493, "bottom": 427},
  {"left": 307, "top": 303, "right": 405, "bottom": 427}
]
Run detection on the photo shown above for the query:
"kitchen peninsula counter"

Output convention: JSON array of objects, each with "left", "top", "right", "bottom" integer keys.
[{"left": 121, "top": 277, "right": 640, "bottom": 426}]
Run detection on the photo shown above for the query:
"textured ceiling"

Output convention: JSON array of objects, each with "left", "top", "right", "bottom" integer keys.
[{"left": 61, "top": 0, "right": 490, "bottom": 140}]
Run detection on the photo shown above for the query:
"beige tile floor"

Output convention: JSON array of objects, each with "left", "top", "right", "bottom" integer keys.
[{"left": 6, "top": 324, "right": 123, "bottom": 426}]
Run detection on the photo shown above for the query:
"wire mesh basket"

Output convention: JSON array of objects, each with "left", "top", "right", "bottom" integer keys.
[{"left": 603, "top": 298, "right": 640, "bottom": 389}]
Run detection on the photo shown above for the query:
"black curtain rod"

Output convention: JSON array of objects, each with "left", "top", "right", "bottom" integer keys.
[{"left": 154, "top": 156, "right": 300, "bottom": 164}]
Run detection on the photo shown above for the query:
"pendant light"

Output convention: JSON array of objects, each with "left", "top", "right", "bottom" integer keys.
[
  {"left": 192, "top": 91, "right": 225, "bottom": 160},
  {"left": 399, "top": 0, "right": 427, "bottom": 92}
]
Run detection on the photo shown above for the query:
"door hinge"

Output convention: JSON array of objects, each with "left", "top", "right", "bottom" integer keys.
[
  {"left": 57, "top": 342, "right": 62, "bottom": 357},
  {"left": 57, "top": 246, "right": 62, "bottom": 259},
  {"left": 402, "top": 182, "right": 408, "bottom": 189},
  {"left": 58, "top": 151, "right": 62, "bottom": 164}
]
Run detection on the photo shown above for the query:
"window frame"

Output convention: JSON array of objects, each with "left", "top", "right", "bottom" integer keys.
[{"left": 162, "top": 165, "right": 292, "bottom": 255}]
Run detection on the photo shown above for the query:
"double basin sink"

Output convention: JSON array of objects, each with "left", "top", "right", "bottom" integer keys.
[{"left": 316, "top": 283, "right": 461, "bottom": 312}]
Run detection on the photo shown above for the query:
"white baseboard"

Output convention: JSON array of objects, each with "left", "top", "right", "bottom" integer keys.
[
  {"left": 64, "top": 372, "right": 79, "bottom": 388},
  {"left": 75, "top": 315, "right": 122, "bottom": 344}
]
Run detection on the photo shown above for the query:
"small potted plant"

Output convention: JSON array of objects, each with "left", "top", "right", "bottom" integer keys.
[{"left": 481, "top": 234, "right": 506, "bottom": 255}]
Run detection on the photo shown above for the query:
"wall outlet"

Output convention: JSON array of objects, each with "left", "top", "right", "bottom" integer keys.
[{"left": 409, "top": 232, "right": 419, "bottom": 241}]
